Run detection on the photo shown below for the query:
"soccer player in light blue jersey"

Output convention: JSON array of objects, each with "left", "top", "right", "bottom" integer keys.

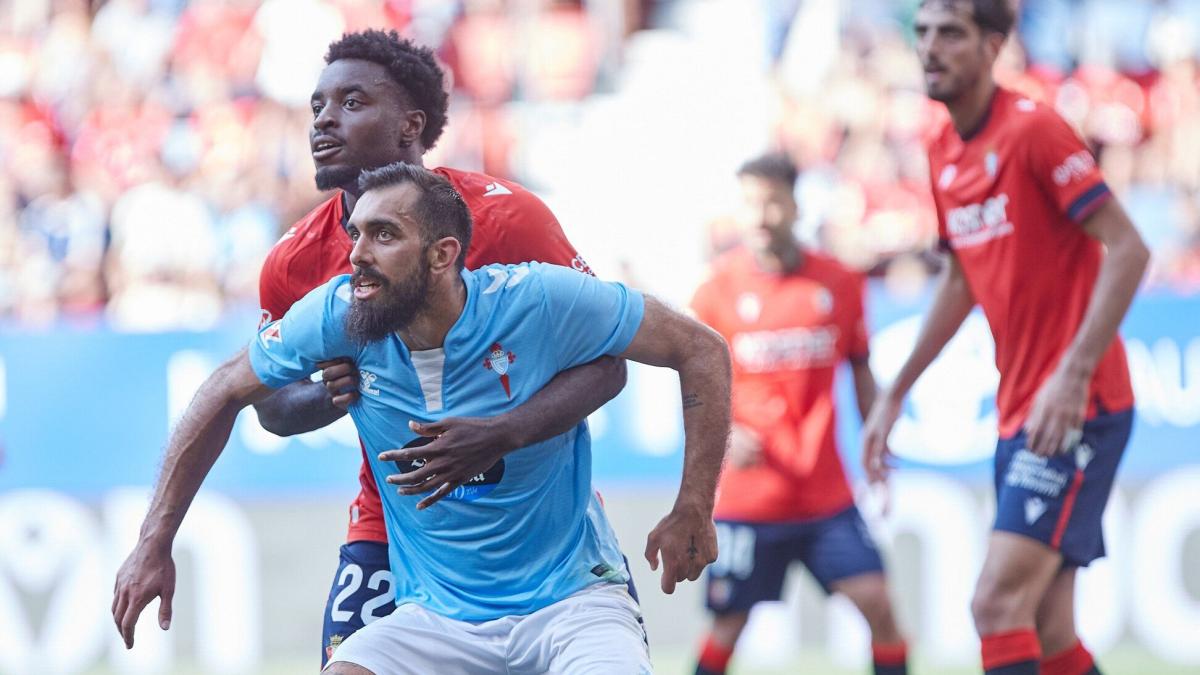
[{"left": 113, "top": 162, "right": 732, "bottom": 674}]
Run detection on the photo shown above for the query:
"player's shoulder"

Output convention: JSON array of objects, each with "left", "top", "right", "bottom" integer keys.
[
  {"left": 703, "top": 247, "right": 754, "bottom": 285},
  {"left": 262, "top": 193, "right": 344, "bottom": 272},
  {"left": 994, "top": 88, "right": 1066, "bottom": 139},
  {"left": 433, "top": 167, "right": 545, "bottom": 209},
  {"left": 804, "top": 251, "right": 864, "bottom": 289}
]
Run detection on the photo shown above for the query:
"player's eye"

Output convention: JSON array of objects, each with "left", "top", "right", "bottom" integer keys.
[
  {"left": 348, "top": 229, "right": 360, "bottom": 241},
  {"left": 311, "top": 103, "right": 323, "bottom": 117},
  {"left": 376, "top": 229, "right": 394, "bottom": 242},
  {"left": 344, "top": 98, "right": 360, "bottom": 110}
]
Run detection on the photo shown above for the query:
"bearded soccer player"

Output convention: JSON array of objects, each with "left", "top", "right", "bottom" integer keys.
[
  {"left": 862, "top": 3, "right": 1149, "bottom": 675},
  {"left": 114, "top": 163, "right": 729, "bottom": 674},
  {"left": 114, "top": 30, "right": 626, "bottom": 667},
  {"left": 689, "top": 154, "right": 907, "bottom": 675}
]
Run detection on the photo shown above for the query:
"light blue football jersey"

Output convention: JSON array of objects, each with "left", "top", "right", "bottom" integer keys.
[{"left": 249, "top": 262, "right": 645, "bottom": 620}]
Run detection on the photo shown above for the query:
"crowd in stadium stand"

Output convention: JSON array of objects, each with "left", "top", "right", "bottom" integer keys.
[{"left": 2, "top": 0, "right": 1199, "bottom": 328}]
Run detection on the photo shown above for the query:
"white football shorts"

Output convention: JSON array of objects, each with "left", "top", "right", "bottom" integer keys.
[{"left": 325, "top": 582, "right": 652, "bottom": 674}]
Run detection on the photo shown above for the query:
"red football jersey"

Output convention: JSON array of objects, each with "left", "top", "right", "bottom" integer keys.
[
  {"left": 258, "top": 167, "right": 585, "bottom": 544},
  {"left": 691, "top": 248, "right": 868, "bottom": 522},
  {"left": 928, "top": 87, "right": 1134, "bottom": 439}
]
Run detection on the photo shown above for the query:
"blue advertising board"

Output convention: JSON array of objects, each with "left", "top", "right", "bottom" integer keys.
[{"left": 2, "top": 286, "right": 1196, "bottom": 496}]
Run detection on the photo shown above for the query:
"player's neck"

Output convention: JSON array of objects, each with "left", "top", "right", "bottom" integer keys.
[
  {"left": 754, "top": 241, "right": 803, "bottom": 275},
  {"left": 340, "top": 155, "right": 426, "bottom": 216},
  {"left": 946, "top": 79, "right": 997, "bottom": 139},
  {"left": 396, "top": 276, "right": 466, "bottom": 352}
]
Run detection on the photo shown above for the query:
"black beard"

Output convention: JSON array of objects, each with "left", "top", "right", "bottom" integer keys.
[
  {"left": 344, "top": 262, "right": 431, "bottom": 345},
  {"left": 315, "top": 165, "right": 363, "bottom": 192}
]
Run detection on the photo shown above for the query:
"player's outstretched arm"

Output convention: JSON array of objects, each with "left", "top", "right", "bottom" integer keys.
[
  {"left": 113, "top": 349, "right": 274, "bottom": 649},
  {"left": 617, "top": 295, "right": 731, "bottom": 594},
  {"left": 383, "top": 356, "right": 627, "bottom": 509},
  {"left": 1025, "top": 199, "right": 1149, "bottom": 456},
  {"left": 862, "top": 254, "right": 975, "bottom": 483}
]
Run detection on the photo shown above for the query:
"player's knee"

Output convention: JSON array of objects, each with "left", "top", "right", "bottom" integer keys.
[
  {"left": 971, "top": 576, "right": 1025, "bottom": 632},
  {"left": 322, "top": 662, "right": 375, "bottom": 675}
]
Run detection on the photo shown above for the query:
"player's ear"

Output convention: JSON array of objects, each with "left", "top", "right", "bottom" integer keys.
[
  {"left": 427, "top": 236, "right": 461, "bottom": 273},
  {"left": 400, "top": 109, "right": 426, "bottom": 148},
  {"left": 984, "top": 31, "right": 1006, "bottom": 62}
]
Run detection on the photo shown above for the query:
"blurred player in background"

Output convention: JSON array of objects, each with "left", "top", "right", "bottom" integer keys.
[
  {"left": 115, "top": 162, "right": 730, "bottom": 674},
  {"left": 863, "top": 2, "right": 1150, "bottom": 675},
  {"left": 114, "top": 29, "right": 628, "bottom": 667},
  {"left": 689, "top": 154, "right": 907, "bottom": 675}
]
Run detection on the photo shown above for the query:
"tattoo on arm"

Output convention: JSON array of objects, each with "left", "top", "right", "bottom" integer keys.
[{"left": 682, "top": 393, "right": 702, "bottom": 410}]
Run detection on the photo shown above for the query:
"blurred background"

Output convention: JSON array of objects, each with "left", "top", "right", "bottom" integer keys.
[{"left": 1, "top": 0, "right": 1198, "bottom": 673}]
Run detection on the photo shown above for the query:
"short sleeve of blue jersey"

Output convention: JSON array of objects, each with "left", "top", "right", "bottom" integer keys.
[
  {"left": 248, "top": 275, "right": 359, "bottom": 388},
  {"left": 531, "top": 263, "right": 645, "bottom": 370}
]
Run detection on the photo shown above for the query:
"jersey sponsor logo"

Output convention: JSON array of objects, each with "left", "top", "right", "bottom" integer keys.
[
  {"left": 945, "top": 193, "right": 1013, "bottom": 248},
  {"left": 483, "top": 342, "right": 517, "bottom": 398},
  {"left": 1024, "top": 496, "right": 1048, "bottom": 524},
  {"left": 392, "top": 435, "right": 505, "bottom": 502},
  {"left": 483, "top": 181, "right": 512, "bottom": 197},
  {"left": 359, "top": 370, "right": 380, "bottom": 396},
  {"left": 276, "top": 225, "right": 298, "bottom": 244},
  {"left": 736, "top": 292, "right": 761, "bottom": 322},
  {"left": 258, "top": 322, "right": 282, "bottom": 349},
  {"left": 1052, "top": 149, "right": 1096, "bottom": 187},
  {"left": 730, "top": 325, "right": 839, "bottom": 372},
  {"left": 1005, "top": 449, "right": 1069, "bottom": 497},
  {"left": 938, "top": 164, "right": 957, "bottom": 189}
]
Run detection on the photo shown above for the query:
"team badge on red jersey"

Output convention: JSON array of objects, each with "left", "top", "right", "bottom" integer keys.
[{"left": 483, "top": 342, "right": 517, "bottom": 398}]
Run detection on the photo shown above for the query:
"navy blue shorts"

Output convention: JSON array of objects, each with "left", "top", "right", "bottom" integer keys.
[
  {"left": 319, "top": 543, "right": 643, "bottom": 666},
  {"left": 321, "top": 541, "right": 396, "bottom": 667},
  {"left": 704, "top": 505, "right": 884, "bottom": 615},
  {"left": 993, "top": 408, "right": 1133, "bottom": 567}
]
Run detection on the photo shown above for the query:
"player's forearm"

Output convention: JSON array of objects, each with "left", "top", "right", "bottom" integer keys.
[
  {"left": 142, "top": 354, "right": 265, "bottom": 545},
  {"left": 498, "top": 356, "right": 627, "bottom": 451},
  {"left": 1058, "top": 227, "right": 1149, "bottom": 380},
  {"left": 851, "top": 360, "right": 878, "bottom": 422},
  {"left": 885, "top": 258, "right": 974, "bottom": 401},
  {"left": 673, "top": 332, "right": 732, "bottom": 514},
  {"left": 253, "top": 379, "right": 346, "bottom": 436}
]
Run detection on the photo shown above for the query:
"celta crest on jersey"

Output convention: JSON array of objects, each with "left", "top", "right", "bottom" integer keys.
[{"left": 484, "top": 342, "right": 517, "bottom": 398}]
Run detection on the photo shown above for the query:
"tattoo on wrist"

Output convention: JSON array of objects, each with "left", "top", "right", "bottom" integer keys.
[{"left": 682, "top": 394, "right": 702, "bottom": 410}]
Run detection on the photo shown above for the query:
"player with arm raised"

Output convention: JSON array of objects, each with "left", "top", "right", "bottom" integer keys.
[
  {"left": 862, "top": 3, "right": 1149, "bottom": 675},
  {"left": 114, "top": 162, "right": 730, "bottom": 674}
]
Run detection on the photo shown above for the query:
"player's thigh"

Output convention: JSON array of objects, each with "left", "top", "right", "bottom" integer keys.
[
  {"left": 321, "top": 542, "right": 396, "bottom": 667},
  {"left": 510, "top": 583, "right": 651, "bottom": 675},
  {"left": 801, "top": 506, "right": 886, "bottom": 594},
  {"left": 326, "top": 603, "right": 504, "bottom": 675},
  {"left": 993, "top": 410, "right": 1131, "bottom": 567},
  {"left": 705, "top": 520, "right": 794, "bottom": 615}
]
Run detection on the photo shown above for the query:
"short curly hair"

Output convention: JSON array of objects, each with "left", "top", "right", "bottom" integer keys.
[{"left": 325, "top": 30, "right": 450, "bottom": 151}]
